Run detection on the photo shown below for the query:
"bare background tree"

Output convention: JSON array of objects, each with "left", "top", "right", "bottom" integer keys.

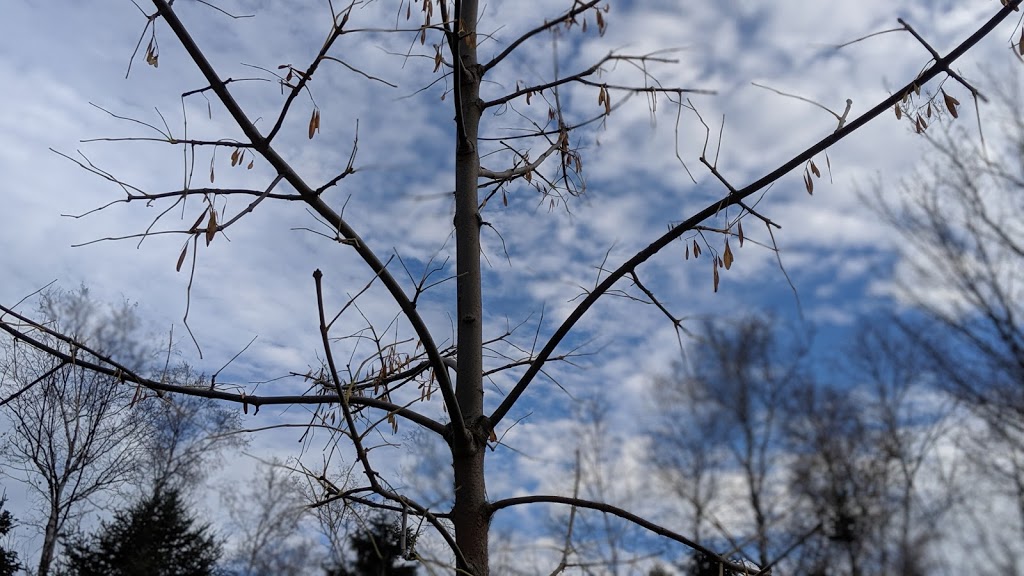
[
  {"left": 650, "top": 317, "right": 809, "bottom": 571},
  {"left": 647, "top": 316, "right": 967, "bottom": 575},
  {"left": 1, "top": 1, "right": 1023, "bottom": 574},
  {"left": 222, "top": 459, "right": 322, "bottom": 576},
  {"left": 139, "top": 365, "right": 247, "bottom": 496},
  {"left": 0, "top": 288, "right": 152, "bottom": 576},
  {"left": 871, "top": 70, "right": 1024, "bottom": 573}
]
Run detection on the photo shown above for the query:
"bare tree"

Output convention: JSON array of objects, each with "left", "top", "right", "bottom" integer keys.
[
  {"left": 222, "top": 459, "right": 323, "bottom": 576},
  {"left": 871, "top": 75, "right": 1024, "bottom": 435},
  {"left": 783, "top": 320, "right": 959, "bottom": 576},
  {"left": 648, "top": 360, "right": 728, "bottom": 554},
  {"left": 870, "top": 71, "right": 1024, "bottom": 572},
  {"left": 550, "top": 397, "right": 653, "bottom": 575},
  {"left": 3, "top": 2, "right": 1023, "bottom": 574},
  {"left": 0, "top": 288, "right": 151, "bottom": 576},
  {"left": 138, "top": 364, "right": 247, "bottom": 495},
  {"left": 785, "top": 382, "right": 884, "bottom": 576},
  {"left": 650, "top": 316, "right": 809, "bottom": 570},
  {"left": 847, "top": 321, "right": 954, "bottom": 575}
]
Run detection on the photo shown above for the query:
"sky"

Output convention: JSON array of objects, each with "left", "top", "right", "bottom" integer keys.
[{"left": 0, "top": 0, "right": 1020, "bottom": 573}]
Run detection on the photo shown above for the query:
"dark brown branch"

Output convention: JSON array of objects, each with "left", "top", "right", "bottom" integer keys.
[
  {"left": 481, "top": 0, "right": 601, "bottom": 74},
  {"left": 149, "top": 0, "right": 458, "bottom": 424},
  {"left": 181, "top": 76, "right": 269, "bottom": 99},
  {"left": 628, "top": 271, "right": 687, "bottom": 339},
  {"left": 80, "top": 137, "right": 254, "bottom": 147},
  {"left": 217, "top": 174, "right": 284, "bottom": 230},
  {"left": 322, "top": 56, "right": 398, "bottom": 88},
  {"left": 62, "top": 188, "right": 303, "bottom": 220},
  {"left": 575, "top": 77, "right": 714, "bottom": 96},
  {"left": 0, "top": 302, "right": 446, "bottom": 435},
  {"left": 316, "top": 121, "right": 359, "bottom": 194},
  {"left": 0, "top": 361, "right": 68, "bottom": 408},
  {"left": 898, "top": 18, "right": 988, "bottom": 103},
  {"left": 489, "top": 0, "right": 1024, "bottom": 429},
  {"left": 265, "top": 10, "right": 348, "bottom": 143},
  {"left": 312, "top": 489, "right": 466, "bottom": 567},
  {"left": 482, "top": 57, "right": 604, "bottom": 110},
  {"left": 489, "top": 495, "right": 756, "bottom": 574},
  {"left": 479, "top": 135, "right": 563, "bottom": 181},
  {"left": 314, "top": 269, "right": 384, "bottom": 491}
]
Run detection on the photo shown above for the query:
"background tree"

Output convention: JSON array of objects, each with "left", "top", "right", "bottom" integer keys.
[
  {"left": 546, "top": 397, "right": 653, "bottom": 575},
  {"left": 223, "top": 460, "right": 321, "bottom": 576},
  {"left": 0, "top": 287, "right": 152, "bottom": 576},
  {"left": 138, "top": 364, "right": 247, "bottom": 495},
  {"left": 0, "top": 494, "right": 21, "bottom": 576},
  {"left": 327, "top": 513, "right": 417, "bottom": 576},
  {"left": 650, "top": 316, "right": 808, "bottom": 568},
  {"left": 651, "top": 317, "right": 959, "bottom": 575},
  {"left": 59, "top": 488, "right": 223, "bottom": 576},
  {"left": 870, "top": 72, "right": 1024, "bottom": 573},
  {"left": 2, "top": 2, "right": 1022, "bottom": 575},
  {"left": 649, "top": 365, "right": 725, "bottom": 549},
  {"left": 844, "top": 322, "right": 951, "bottom": 575}
]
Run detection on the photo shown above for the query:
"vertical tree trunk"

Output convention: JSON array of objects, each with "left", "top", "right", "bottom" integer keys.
[
  {"left": 450, "top": 1, "right": 488, "bottom": 574},
  {"left": 38, "top": 502, "right": 60, "bottom": 576}
]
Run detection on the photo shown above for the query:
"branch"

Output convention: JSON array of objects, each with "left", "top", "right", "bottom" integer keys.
[
  {"left": 489, "top": 0, "right": 1024, "bottom": 428},
  {"left": 314, "top": 268, "right": 385, "bottom": 491},
  {"left": 264, "top": 7, "right": 348, "bottom": 143},
  {"left": 481, "top": 1, "right": 601, "bottom": 74},
  {"left": 897, "top": 18, "right": 988, "bottom": 104},
  {"left": 479, "top": 134, "right": 563, "bottom": 180},
  {"left": 216, "top": 174, "right": 284, "bottom": 230},
  {"left": 312, "top": 489, "right": 468, "bottom": 568},
  {"left": 0, "top": 361, "right": 68, "bottom": 408},
  {"left": 0, "top": 303, "right": 447, "bottom": 435},
  {"left": 149, "top": 0, "right": 458, "bottom": 423},
  {"left": 489, "top": 495, "right": 757, "bottom": 574},
  {"left": 750, "top": 82, "right": 852, "bottom": 131}
]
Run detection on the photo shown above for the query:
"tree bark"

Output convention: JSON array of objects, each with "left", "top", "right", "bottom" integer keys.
[
  {"left": 38, "top": 501, "right": 60, "bottom": 576},
  {"left": 451, "top": 0, "right": 488, "bottom": 574}
]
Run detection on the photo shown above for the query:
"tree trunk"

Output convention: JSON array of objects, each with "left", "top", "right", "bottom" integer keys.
[
  {"left": 451, "top": 0, "right": 488, "bottom": 574},
  {"left": 38, "top": 502, "right": 60, "bottom": 576}
]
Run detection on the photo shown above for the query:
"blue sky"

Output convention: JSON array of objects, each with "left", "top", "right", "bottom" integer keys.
[{"left": 1, "top": 0, "right": 1020, "bottom": 572}]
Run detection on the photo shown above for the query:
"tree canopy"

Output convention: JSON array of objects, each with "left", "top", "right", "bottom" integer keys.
[
  {"left": 0, "top": 495, "right": 21, "bottom": 576},
  {"left": 60, "top": 489, "right": 222, "bottom": 576}
]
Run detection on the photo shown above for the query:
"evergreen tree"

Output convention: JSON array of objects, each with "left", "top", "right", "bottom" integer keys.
[
  {"left": 327, "top": 514, "right": 417, "bottom": 576},
  {"left": 684, "top": 552, "right": 740, "bottom": 576},
  {"left": 61, "top": 489, "right": 222, "bottom": 576},
  {"left": 0, "top": 495, "right": 21, "bottom": 576}
]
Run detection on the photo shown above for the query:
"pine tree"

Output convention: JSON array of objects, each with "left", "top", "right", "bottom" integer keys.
[
  {"left": 61, "top": 489, "right": 222, "bottom": 576},
  {"left": 327, "top": 515, "right": 417, "bottom": 576},
  {"left": 0, "top": 495, "right": 21, "bottom": 576}
]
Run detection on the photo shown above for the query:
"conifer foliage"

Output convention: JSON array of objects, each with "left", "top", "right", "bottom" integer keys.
[
  {"left": 327, "top": 514, "right": 417, "bottom": 576},
  {"left": 0, "top": 496, "right": 20, "bottom": 576},
  {"left": 60, "top": 489, "right": 222, "bottom": 576}
]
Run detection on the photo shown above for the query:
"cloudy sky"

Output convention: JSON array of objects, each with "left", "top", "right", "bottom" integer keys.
[{"left": 1, "top": 0, "right": 1019, "bottom": 572}]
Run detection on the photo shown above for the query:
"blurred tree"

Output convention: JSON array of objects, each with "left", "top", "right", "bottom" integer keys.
[
  {"left": 647, "top": 565, "right": 673, "bottom": 576},
  {"left": 650, "top": 316, "right": 809, "bottom": 568},
  {"left": 327, "top": 513, "right": 417, "bottom": 576},
  {"left": 0, "top": 287, "right": 151, "bottom": 576},
  {"left": 682, "top": 552, "right": 740, "bottom": 576},
  {"left": 0, "top": 494, "right": 21, "bottom": 576},
  {"left": 60, "top": 488, "right": 222, "bottom": 576},
  {"left": 870, "top": 73, "right": 1024, "bottom": 571},
  {"left": 138, "top": 364, "right": 247, "bottom": 495},
  {"left": 223, "top": 460, "right": 321, "bottom": 576},
  {"left": 785, "top": 382, "right": 892, "bottom": 576}
]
